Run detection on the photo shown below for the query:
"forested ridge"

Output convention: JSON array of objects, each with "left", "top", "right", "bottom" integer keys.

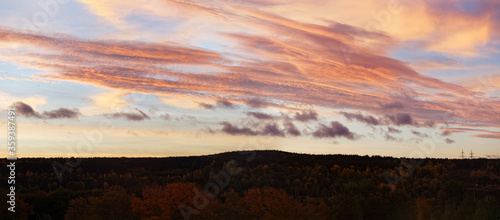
[{"left": 1, "top": 150, "right": 499, "bottom": 219}]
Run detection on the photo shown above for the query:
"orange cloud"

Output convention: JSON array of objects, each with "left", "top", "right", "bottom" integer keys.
[{"left": 0, "top": 0, "right": 498, "bottom": 135}]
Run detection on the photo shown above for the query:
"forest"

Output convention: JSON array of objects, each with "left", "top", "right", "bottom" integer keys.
[{"left": 1, "top": 150, "right": 499, "bottom": 220}]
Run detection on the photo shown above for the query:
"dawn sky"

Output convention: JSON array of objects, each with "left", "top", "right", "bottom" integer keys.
[{"left": 0, "top": 0, "right": 499, "bottom": 158}]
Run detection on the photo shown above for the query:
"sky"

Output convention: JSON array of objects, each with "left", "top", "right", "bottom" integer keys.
[{"left": 0, "top": 0, "right": 499, "bottom": 158}]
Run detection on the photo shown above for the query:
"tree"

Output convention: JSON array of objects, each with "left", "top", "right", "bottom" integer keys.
[
  {"left": 243, "top": 187, "right": 304, "bottom": 219},
  {"left": 65, "top": 186, "right": 135, "bottom": 220},
  {"left": 131, "top": 182, "right": 219, "bottom": 220}
]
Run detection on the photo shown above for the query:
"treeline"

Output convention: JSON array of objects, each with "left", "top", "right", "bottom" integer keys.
[{"left": 1, "top": 150, "right": 499, "bottom": 219}]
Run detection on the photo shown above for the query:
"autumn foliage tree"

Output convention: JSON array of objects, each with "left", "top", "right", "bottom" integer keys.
[
  {"left": 243, "top": 187, "right": 305, "bottom": 219},
  {"left": 131, "top": 182, "right": 220, "bottom": 220},
  {"left": 65, "top": 186, "right": 135, "bottom": 220}
]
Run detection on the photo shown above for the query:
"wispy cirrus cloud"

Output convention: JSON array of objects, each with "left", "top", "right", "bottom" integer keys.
[
  {"left": 441, "top": 127, "right": 500, "bottom": 141},
  {"left": 1, "top": 22, "right": 495, "bottom": 130}
]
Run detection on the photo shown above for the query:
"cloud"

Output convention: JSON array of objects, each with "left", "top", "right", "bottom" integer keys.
[
  {"left": 1, "top": 25, "right": 474, "bottom": 118},
  {"left": 423, "top": 120, "right": 436, "bottom": 128},
  {"left": 384, "top": 134, "right": 403, "bottom": 142},
  {"left": 341, "top": 112, "right": 380, "bottom": 125},
  {"left": 89, "top": 90, "right": 131, "bottom": 112},
  {"left": 159, "top": 113, "right": 171, "bottom": 120},
  {"left": 175, "top": 115, "right": 197, "bottom": 121},
  {"left": 260, "top": 123, "right": 285, "bottom": 137},
  {"left": 441, "top": 130, "right": 451, "bottom": 136},
  {"left": 386, "top": 113, "right": 416, "bottom": 126},
  {"left": 472, "top": 133, "right": 500, "bottom": 140},
  {"left": 0, "top": 92, "right": 46, "bottom": 110},
  {"left": 244, "top": 98, "right": 272, "bottom": 108},
  {"left": 283, "top": 121, "right": 301, "bottom": 136},
  {"left": 216, "top": 99, "right": 236, "bottom": 109},
  {"left": 12, "top": 102, "right": 80, "bottom": 119},
  {"left": 411, "top": 130, "right": 429, "bottom": 138},
  {"left": 12, "top": 102, "right": 41, "bottom": 118},
  {"left": 294, "top": 110, "right": 318, "bottom": 122},
  {"left": 42, "top": 108, "right": 80, "bottom": 119},
  {"left": 340, "top": 112, "right": 424, "bottom": 127},
  {"left": 387, "top": 126, "right": 402, "bottom": 133},
  {"left": 0, "top": 2, "right": 498, "bottom": 136},
  {"left": 312, "top": 121, "right": 356, "bottom": 140},
  {"left": 247, "top": 111, "right": 276, "bottom": 120},
  {"left": 198, "top": 102, "right": 215, "bottom": 109},
  {"left": 441, "top": 127, "right": 500, "bottom": 141},
  {"left": 199, "top": 99, "right": 237, "bottom": 110},
  {"left": 104, "top": 108, "right": 150, "bottom": 121},
  {"left": 380, "top": 101, "right": 405, "bottom": 110},
  {"left": 409, "top": 57, "right": 459, "bottom": 71},
  {"left": 220, "top": 121, "right": 259, "bottom": 136},
  {"left": 444, "top": 138, "right": 455, "bottom": 144},
  {"left": 219, "top": 121, "right": 289, "bottom": 137},
  {"left": 160, "top": 95, "right": 214, "bottom": 110}
]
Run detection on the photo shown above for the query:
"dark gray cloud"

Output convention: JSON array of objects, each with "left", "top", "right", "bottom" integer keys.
[
  {"left": 261, "top": 123, "right": 285, "bottom": 137},
  {"left": 219, "top": 121, "right": 295, "bottom": 137},
  {"left": 284, "top": 121, "right": 301, "bottom": 136},
  {"left": 294, "top": 110, "right": 318, "bottom": 122},
  {"left": 13, "top": 102, "right": 42, "bottom": 118},
  {"left": 341, "top": 112, "right": 380, "bottom": 125},
  {"left": 312, "top": 121, "right": 356, "bottom": 139},
  {"left": 445, "top": 138, "right": 455, "bottom": 144},
  {"left": 386, "top": 113, "right": 415, "bottom": 126},
  {"left": 105, "top": 108, "right": 150, "bottom": 121},
  {"left": 387, "top": 126, "right": 402, "bottom": 133},
  {"left": 42, "top": 108, "right": 80, "bottom": 119},
  {"left": 247, "top": 111, "right": 276, "bottom": 120},
  {"left": 220, "top": 121, "right": 259, "bottom": 136},
  {"left": 12, "top": 102, "right": 80, "bottom": 119}
]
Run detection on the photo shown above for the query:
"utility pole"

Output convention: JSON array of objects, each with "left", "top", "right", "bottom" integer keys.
[
  {"left": 460, "top": 149, "right": 465, "bottom": 159},
  {"left": 470, "top": 150, "right": 474, "bottom": 159}
]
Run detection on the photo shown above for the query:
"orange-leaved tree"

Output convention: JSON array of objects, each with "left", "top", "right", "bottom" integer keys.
[{"left": 131, "top": 182, "right": 220, "bottom": 220}]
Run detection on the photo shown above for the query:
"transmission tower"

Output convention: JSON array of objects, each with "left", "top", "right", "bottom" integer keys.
[
  {"left": 460, "top": 149, "right": 465, "bottom": 159},
  {"left": 469, "top": 150, "right": 474, "bottom": 159}
]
